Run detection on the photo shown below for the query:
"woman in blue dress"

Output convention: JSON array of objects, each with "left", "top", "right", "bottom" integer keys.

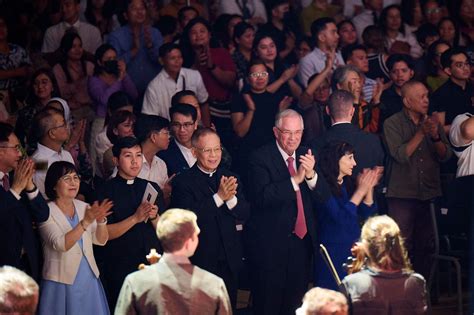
[
  {"left": 38, "top": 161, "right": 113, "bottom": 315},
  {"left": 314, "top": 141, "right": 381, "bottom": 291}
]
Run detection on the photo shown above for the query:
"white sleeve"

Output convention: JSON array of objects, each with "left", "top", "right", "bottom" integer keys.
[
  {"left": 449, "top": 114, "right": 472, "bottom": 147},
  {"left": 142, "top": 84, "right": 159, "bottom": 116},
  {"left": 195, "top": 71, "right": 209, "bottom": 103}
]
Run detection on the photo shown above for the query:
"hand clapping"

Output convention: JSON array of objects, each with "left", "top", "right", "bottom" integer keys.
[{"left": 217, "top": 176, "right": 238, "bottom": 201}]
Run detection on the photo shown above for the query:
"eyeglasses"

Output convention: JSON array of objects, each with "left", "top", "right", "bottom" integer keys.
[
  {"left": 426, "top": 7, "right": 441, "bottom": 14},
  {"left": 194, "top": 146, "right": 222, "bottom": 155},
  {"left": 60, "top": 174, "right": 81, "bottom": 184},
  {"left": 249, "top": 71, "right": 269, "bottom": 78},
  {"left": 49, "top": 122, "right": 69, "bottom": 132},
  {"left": 453, "top": 62, "right": 471, "bottom": 69},
  {"left": 170, "top": 122, "right": 195, "bottom": 129},
  {"left": 0, "top": 144, "right": 22, "bottom": 152},
  {"left": 277, "top": 128, "right": 303, "bottom": 137}
]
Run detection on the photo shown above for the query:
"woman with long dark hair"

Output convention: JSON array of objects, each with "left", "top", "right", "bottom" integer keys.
[
  {"left": 231, "top": 21, "right": 255, "bottom": 86},
  {"left": 425, "top": 39, "right": 451, "bottom": 92},
  {"left": 314, "top": 141, "right": 380, "bottom": 291},
  {"left": 438, "top": 17, "right": 470, "bottom": 47},
  {"left": 379, "top": 5, "right": 423, "bottom": 58},
  {"left": 52, "top": 32, "right": 94, "bottom": 123}
]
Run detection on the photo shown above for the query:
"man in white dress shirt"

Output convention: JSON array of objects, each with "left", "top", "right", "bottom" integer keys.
[
  {"left": 352, "top": 0, "right": 383, "bottom": 42},
  {"left": 42, "top": 0, "right": 102, "bottom": 54},
  {"left": 31, "top": 108, "right": 75, "bottom": 197},
  {"left": 141, "top": 43, "right": 208, "bottom": 120},
  {"left": 298, "top": 17, "right": 344, "bottom": 88}
]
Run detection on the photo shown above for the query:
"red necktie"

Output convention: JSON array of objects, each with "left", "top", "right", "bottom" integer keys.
[
  {"left": 287, "top": 157, "right": 307, "bottom": 239},
  {"left": 2, "top": 174, "right": 10, "bottom": 191}
]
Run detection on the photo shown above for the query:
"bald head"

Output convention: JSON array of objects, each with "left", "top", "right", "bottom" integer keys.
[{"left": 401, "top": 80, "right": 429, "bottom": 115}]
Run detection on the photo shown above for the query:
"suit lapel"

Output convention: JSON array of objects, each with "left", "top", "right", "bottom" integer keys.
[{"left": 269, "top": 143, "right": 289, "bottom": 178}]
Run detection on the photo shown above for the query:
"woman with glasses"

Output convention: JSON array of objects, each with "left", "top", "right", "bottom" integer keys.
[
  {"left": 314, "top": 142, "right": 380, "bottom": 291},
  {"left": 231, "top": 59, "right": 292, "bottom": 183},
  {"left": 342, "top": 215, "right": 428, "bottom": 314},
  {"left": 38, "top": 161, "right": 113, "bottom": 315}
]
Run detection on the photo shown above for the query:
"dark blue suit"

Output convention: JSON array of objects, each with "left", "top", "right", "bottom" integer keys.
[
  {"left": 157, "top": 139, "right": 191, "bottom": 177},
  {"left": 0, "top": 187, "right": 49, "bottom": 281}
]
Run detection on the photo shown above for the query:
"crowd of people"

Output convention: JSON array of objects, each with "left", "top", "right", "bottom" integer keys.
[{"left": 1, "top": 0, "right": 474, "bottom": 314}]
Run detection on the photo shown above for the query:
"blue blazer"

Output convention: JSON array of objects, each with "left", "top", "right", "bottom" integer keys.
[{"left": 157, "top": 139, "right": 191, "bottom": 177}]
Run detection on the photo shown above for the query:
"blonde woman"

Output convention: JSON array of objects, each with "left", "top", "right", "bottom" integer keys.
[{"left": 342, "top": 215, "right": 428, "bottom": 314}]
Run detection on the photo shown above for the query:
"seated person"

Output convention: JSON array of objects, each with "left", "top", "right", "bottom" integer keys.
[{"left": 342, "top": 215, "right": 428, "bottom": 315}]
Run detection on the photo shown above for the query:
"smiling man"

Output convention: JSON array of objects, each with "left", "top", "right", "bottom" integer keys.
[
  {"left": 141, "top": 43, "right": 208, "bottom": 120},
  {"left": 246, "top": 109, "right": 319, "bottom": 315},
  {"left": 96, "top": 136, "right": 164, "bottom": 310},
  {"left": 170, "top": 127, "right": 250, "bottom": 309}
]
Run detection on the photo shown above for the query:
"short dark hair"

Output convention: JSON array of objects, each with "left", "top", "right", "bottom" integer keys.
[
  {"left": 107, "top": 91, "right": 133, "bottom": 113},
  {"left": 232, "top": 21, "right": 254, "bottom": 45},
  {"left": 246, "top": 58, "right": 267, "bottom": 76},
  {"left": 341, "top": 44, "right": 367, "bottom": 63},
  {"left": 191, "top": 127, "right": 219, "bottom": 147},
  {"left": 159, "top": 42, "right": 181, "bottom": 59},
  {"left": 177, "top": 6, "right": 199, "bottom": 23},
  {"left": 32, "top": 107, "right": 65, "bottom": 141},
  {"left": 310, "top": 17, "right": 335, "bottom": 43},
  {"left": 169, "top": 103, "right": 197, "bottom": 122},
  {"left": 441, "top": 47, "right": 469, "bottom": 70},
  {"left": 106, "top": 110, "right": 136, "bottom": 144},
  {"left": 156, "top": 15, "right": 178, "bottom": 37},
  {"left": 94, "top": 44, "right": 116, "bottom": 68},
  {"left": 0, "top": 122, "right": 14, "bottom": 143},
  {"left": 171, "top": 90, "right": 197, "bottom": 107},
  {"left": 386, "top": 54, "right": 414, "bottom": 71},
  {"left": 267, "top": 0, "right": 288, "bottom": 11},
  {"left": 112, "top": 136, "right": 141, "bottom": 157},
  {"left": 135, "top": 114, "right": 170, "bottom": 143},
  {"left": 45, "top": 161, "right": 77, "bottom": 200},
  {"left": 415, "top": 23, "right": 439, "bottom": 45}
]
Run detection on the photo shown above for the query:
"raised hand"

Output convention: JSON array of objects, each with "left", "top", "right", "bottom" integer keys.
[
  {"left": 299, "top": 149, "right": 316, "bottom": 179},
  {"left": 95, "top": 199, "right": 114, "bottom": 223},
  {"left": 281, "top": 64, "right": 298, "bottom": 82},
  {"left": 278, "top": 96, "right": 293, "bottom": 111},
  {"left": 325, "top": 50, "right": 336, "bottom": 71},
  {"left": 217, "top": 176, "right": 238, "bottom": 201},
  {"left": 118, "top": 60, "right": 127, "bottom": 80},
  {"left": 243, "top": 93, "right": 256, "bottom": 111},
  {"left": 148, "top": 204, "right": 159, "bottom": 221},
  {"left": 371, "top": 78, "right": 385, "bottom": 104},
  {"left": 143, "top": 25, "right": 153, "bottom": 49},
  {"left": 11, "top": 158, "right": 35, "bottom": 195}
]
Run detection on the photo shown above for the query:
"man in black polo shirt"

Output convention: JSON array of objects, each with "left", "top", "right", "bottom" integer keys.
[
  {"left": 431, "top": 47, "right": 474, "bottom": 133},
  {"left": 380, "top": 54, "right": 415, "bottom": 126}
]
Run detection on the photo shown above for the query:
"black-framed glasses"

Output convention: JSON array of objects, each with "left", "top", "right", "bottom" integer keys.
[
  {"left": 170, "top": 121, "right": 195, "bottom": 129},
  {"left": 249, "top": 71, "right": 269, "bottom": 78}
]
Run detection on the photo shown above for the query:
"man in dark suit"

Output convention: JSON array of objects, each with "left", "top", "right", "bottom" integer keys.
[
  {"left": 158, "top": 104, "right": 198, "bottom": 176},
  {"left": 246, "top": 109, "right": 318, "bottom": 315},
  {"left": 115, "top": 208, "right": 232, "bottom": 315},
  {"left": 170, "top": 127, "right": 250, "bottom": 308},
  {"left": 312, "top": 90, "right": 385, "bottom": 176},
  {"left": 0, "top": 122, "right": 48, "bottom": 281}
]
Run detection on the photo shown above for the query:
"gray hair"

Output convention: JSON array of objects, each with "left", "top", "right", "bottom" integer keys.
[
  {"left": 275, "top": 109, "right": 304, "bottom": 129},
  {"left": 0, "top": 266, "right": 39, "bottom": 315},
  {"left": 331, "top": 64, "right": 363, "bottom": 91},
  {"left": 328, "top": 90, "right": 355, "bottom": 120}
]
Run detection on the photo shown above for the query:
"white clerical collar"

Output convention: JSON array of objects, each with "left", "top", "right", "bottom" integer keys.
[
  {"left": 197, "top": 164, "right": 216, "bottom": 177},
  {"left": 126, "top": 179, "right": 134, "bottom": 185}
]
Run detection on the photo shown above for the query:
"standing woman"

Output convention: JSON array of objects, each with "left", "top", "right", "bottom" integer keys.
[
  {"left": 181, "top": 17, "right": 236, "bottom": 146},
  {"left": 88, "top": 43, "right": 137, "bottom": 174},
  {"left": 231, "top": 22, "right": 255, "bottom": 89},
  {"left": 252, "top": 32, "right": 302, "bottom": 100},
  {"left": 38, "top": 161, "right": 113, "bottom": 315},
  {"left": 16, "top": 68, "right": 58, "bottom": 148},
  {"left": 53, "top": 32, "right": 95, "bottom": 124},
  {"left": 314, "top": 141, "right": 380, "bottom": 291}
]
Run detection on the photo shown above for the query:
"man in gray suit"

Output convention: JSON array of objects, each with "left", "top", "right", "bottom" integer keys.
[{"left": 115, "top": 208, "right": 232, "bottom": 315}]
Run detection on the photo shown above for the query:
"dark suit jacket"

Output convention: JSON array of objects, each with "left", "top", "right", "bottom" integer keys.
[
  {"left": 157, "top": 139, "right": 191, "bottom": 177},
  {"left": 170, "top": 165, "right": 250, "bottom": 276},
  {"left": 245, "top": 142, "right": 318, "bottom": 268},
  {"left": 0, "top": 188, "right": 49, "bottom": 281},
  {"left": 312, "top": 123, "right": 385, "bottom": 176}
]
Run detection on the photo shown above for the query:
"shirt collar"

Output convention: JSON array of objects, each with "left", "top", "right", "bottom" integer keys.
[
  {"left": 175, "top": 139, "right": 192, "bottom": 152},
  {"left": 116, "top": 173, "right": 135, "bottom": 185},
  {"left": 37, "top": 143, "right": 64, "bottom": 158},
  {"left": 197, "top": 164, "right": 217, "bottom": 177},
  {"left": 0, "top": 171, "right": 6, "bottom": 181},
  {"left": 163, "top": 68, "right": 183, "bottom": 80},
  {"left": 276, "top": 140, "right": 295, "bottom": 163},
  {"left": 63, "top": 19, "right": 81, "bottom": 29},
  {"left": 162, "top": 252, "right": 191, "bottom": 264},
  {"left": 332, "top": 121, "right": 352, "bottom": 126}
]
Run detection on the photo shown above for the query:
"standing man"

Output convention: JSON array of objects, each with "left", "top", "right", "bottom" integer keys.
[
  {"left": 383, "top": 80, "right": 451, "bottom": 280},
  {"left": 171, "top": 127, "right": 250, "bottom": 308},
  {"left": 246, "top": 109, "right": 318, "bottom": 315},
  {"left": 97, "top": 136, "right": 163, "bottom": 310},
  {"left": 115, "top": 208, "right": 232, "bottom": 315},
  {"left": 298, "top": 17, "right": 344, "bottom": 88},
  {"left": 107, "top": 0, "right": 163, "bottom": 96},
  {"left": 141, "top": 43, "right": 208, "bottom": 120},
  {"left": 0, "top": 122, "right": 48, "bottom": 282},
  {"left": 42, "top": 0, "right": 102, "bottom": 54}
]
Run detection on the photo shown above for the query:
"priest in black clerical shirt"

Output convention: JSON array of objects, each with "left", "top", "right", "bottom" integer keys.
[
  {"left": 96, "top": 137, "right": 164, "bottom": 310},
  {"left": 170, "top": 127, "right": 250, "bottom": 308}
]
